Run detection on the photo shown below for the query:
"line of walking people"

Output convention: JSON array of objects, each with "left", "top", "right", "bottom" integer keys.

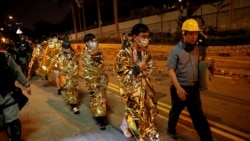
[
  {"left": 1, "top": 19, "right": 215, "bottom": 141},
  {"left": 28, "top": 20, "right": 215, "bottom": 141}
]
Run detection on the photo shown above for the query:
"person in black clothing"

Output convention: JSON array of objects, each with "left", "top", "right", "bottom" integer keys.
[
  {"left": 6, "top": 40, "right": 17, "bottom": 61},
  {"left": 16, "top": 35, "right": 33, "bottom": 77},
  {"left": 197, "top": 27, "right": 208, "bottom": 61}
]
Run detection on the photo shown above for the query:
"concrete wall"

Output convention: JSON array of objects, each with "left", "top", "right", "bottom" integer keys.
[{"left": 69, "top": 0, "right": 250, "bottom": 40}]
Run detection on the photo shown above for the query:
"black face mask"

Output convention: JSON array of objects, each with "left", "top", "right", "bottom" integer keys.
[{"left": 185, "top": 44, "right": 195, "bottom": 52}]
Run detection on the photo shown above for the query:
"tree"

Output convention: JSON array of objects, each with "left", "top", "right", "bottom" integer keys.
[
  {"left": 113, "top": 0, "right": 119, "bottom": 38},
  {"left": 56, "top": 0, "right": 78, "bottom": 39},
  {"left": 210, "top": 0, "right": 230, "bottom": 29}
]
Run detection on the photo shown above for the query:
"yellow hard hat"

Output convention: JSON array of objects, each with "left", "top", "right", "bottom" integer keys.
[{"left": 181, "top": 19, "right": 200, "bottom": 31}]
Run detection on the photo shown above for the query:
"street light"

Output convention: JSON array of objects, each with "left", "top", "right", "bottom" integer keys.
[
  {"left": 16, "top": 27, "right": 23, "bottom": 34},
  {"left": 5, "top": 15, "right": 14, "bottom": 29},
  {"left": 8, "top": 16, "right": 13, "bottom": 20}
]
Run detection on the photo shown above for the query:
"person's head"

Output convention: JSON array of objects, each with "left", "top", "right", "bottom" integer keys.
[
  {"left": 63, "top": 35, "right": 69, "bottom": 41},
  {"left": 0, "top": 42, "right": 8, "bottom": 50},
  {"left": 181, "top": 19, "right": 200, "bottom": 45},
  {"left": 83, "top": 33, "right": 97, "bottom": 50},
  {"left": 50, "top": 33, "right": 58, "bottom": 43},
  {"left": 20, "top": 35, "right": 25, "bottom": 41},
  {"left": 61, "top": 41, "right": 71, "bottom": 54},
  {"left": 131, "top": 23, "right": 150, "bottom": 51},
  {"left": 127, "top": 33, "right": 133, "bottom": 41}
]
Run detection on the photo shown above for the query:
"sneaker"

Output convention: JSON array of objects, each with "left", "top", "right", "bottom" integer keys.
[
  {"left": 100, "top": 124, "right": 106, "bottom": 130},
  {"left": 72, "top": 107, "right": 80, "bottom": 114},
  {"left": 153, "top": 133, "right": 160, "bottom": 141},
  {"left": 120, "top": 127, "right": 132, "bottom": 138},
  {"left": 167, "top": 131, "right": 177, "bottom": 140}
]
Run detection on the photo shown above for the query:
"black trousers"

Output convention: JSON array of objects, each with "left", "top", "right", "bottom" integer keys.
[{"left": 167, "top": 84, "right": 213, "bottom": 141}]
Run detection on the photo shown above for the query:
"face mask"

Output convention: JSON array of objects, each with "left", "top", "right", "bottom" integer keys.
[
  {"left": 52, "top": 38, "right": 58, "bottom": 43},
  {"left": 139, "top": 38, "right": 149, "bottom": 48},
  {"left": 63, "top": 51, "right": 70, "bottom": 57},
  {"left": 185, "top": 44, "right": 195, "bottom": 52},
  {"left": 89, "top": 42, "right": 97, "bottom": 50}
]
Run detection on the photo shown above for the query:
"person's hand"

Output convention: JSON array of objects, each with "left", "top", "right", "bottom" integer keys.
[
  {"left": 176, "top": 87, "right": 187, "bottom": 101},
  {"left": 25, "top": 86, "right": 31, "bottom": 95},
  {"left": 138, "top": 62, "right": 146, "bottom": 71},
  {"left": 90, "top": 48, "right": 100, "bottom": 56},
  {"left": 139, "top": 53, "right": 149, "bottom": 71}
]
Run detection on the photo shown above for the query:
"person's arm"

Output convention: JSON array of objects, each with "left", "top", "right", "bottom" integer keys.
[
  {"left": 114, "top": 49, "right": 136, "bottom": 86},
  {"left": 199, "top": 31, "right": 208, "bottom": 39},
  {"left": 8, "top": 54, "right": 31, "bottom": 95},
  {"left": 167, "top": 46, "right": 187, "bottom": 101},
  {"left": 168, "top": 69, "right": 187, "bottom": 101},
  {"left": 168, "top": 69, "right": 182, "bottom": 90}
]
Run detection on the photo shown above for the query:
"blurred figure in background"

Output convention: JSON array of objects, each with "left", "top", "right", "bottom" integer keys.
[
  {"left": 16, "top": 35, "right": 33, "bottom": 77},
  {"left": 27, "top": 40, "right": 45, "bottom": 80},
  {"left": 197, "top": 26, "right": 208, "bottom": 61},
  {"left": 6, "top": 40, "right": 17, "bottom": 61},
  {"left": 36, "top": 33, "right": 63, "bottom": 94}
]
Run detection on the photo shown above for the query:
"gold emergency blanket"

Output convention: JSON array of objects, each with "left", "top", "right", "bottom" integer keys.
[
  {"left": 27, "top": 45, "right": 44, "bottom": 80},
  {"left": 81, "top": 48, "right": 108, "bottom": 117},
  {"left": 114, "top": 46, "right": 159, "bottom": 140},
  {"left": 36, "top": 40, "right": 62, "bottom": 77},
  {"left": 54, "top": 51, "right": 79, "bottom": 104}
]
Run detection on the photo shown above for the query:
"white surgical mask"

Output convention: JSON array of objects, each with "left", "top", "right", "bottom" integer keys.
[
  {"left": 139, "top": 38, "right": 149, "bottom": 48},
  {"left": 37, "top": 44, "right": 42, "bottom": 48},
  {"left": 89, "top": 42, "right": 97, "bottom": 50},
  {"left": 52, "top": 38, "right": 58, "bottom": 43}
]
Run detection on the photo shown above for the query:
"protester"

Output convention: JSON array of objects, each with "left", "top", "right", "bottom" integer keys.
[
  {"left": 118, "top": 32, "right": 134, "bottom": 138},
  {"left": 166, "top": 18, "right": 215, "bottom": 141},
  {"left": 0, "top": 42, "right": 31, "bottom": 141},
  {"left": 36, "top": 33, "right": 63, "bottom": 94},
  {"left": 81, "top": 33, "right": 108, "bottom": 130},
  {"left": 54, "top": 41, "right": 80, "bottom": 114},
  {"left": 114, "top": 23, "right": 160, "bottom": 141},
  {"left": 27, "top": 40, "right": 45, "bottom": 80}
]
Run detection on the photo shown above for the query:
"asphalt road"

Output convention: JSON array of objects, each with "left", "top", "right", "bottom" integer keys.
[{"left": 0, "top": 45, "right": 250, "bottom": 141}]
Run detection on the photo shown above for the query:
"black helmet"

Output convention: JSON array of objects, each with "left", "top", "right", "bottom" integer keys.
[{"left": 62, "top": 41, "right": 71, "bottom": 49}]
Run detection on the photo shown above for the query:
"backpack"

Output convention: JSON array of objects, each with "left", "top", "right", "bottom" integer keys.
[{"left": 0, "top": 52, "right": 16, "bottom": 95}]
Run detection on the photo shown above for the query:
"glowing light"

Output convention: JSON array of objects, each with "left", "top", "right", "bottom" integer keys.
[{"left": 16, "top": 27, "right": 23, "bottom": 34}]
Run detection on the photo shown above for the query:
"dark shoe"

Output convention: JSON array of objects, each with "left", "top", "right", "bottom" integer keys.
[
  {"left": 99, "top": 124, "right": 106, "bottom": 130},
  {"left": 72, "top": 107, "right": 80, "bottom": 114},
  {"left": 167, "top": 130, "right": 177, "bottom": 140},
  {"left": 57, "top": 89, "right": 61, "bottom": 95}
]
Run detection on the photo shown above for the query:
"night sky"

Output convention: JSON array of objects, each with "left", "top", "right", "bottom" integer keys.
[
  {"left": 0, "top": 0, "right": 172, "bottom": 30},
  {"left": 0, "top": 0, "right": 70, "bottom": 29}
]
